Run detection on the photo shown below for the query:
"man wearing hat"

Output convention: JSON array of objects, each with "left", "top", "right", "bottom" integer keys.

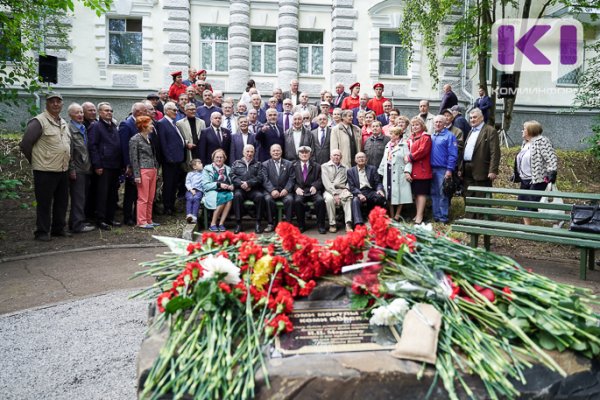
[
  {"left": 342, "top": 82, "right": 361, "bottom": 110},
  {"left": 450, "top": 105, "right": 471, "bottom": 139},
  {"left": 168, "top": 71, "right": 187, "bottom": 102},
  {"left": 367, "top": 83, "right": 388, "bottom": 116},
  {"left": 146, "top": 93, "right": 164, "bottom": 119},
  {"left": 20, "top": 92, "right": 71, "bottom": 241},
  {"left": 291, "top": 146, "right": 327, "bottom": 234}
]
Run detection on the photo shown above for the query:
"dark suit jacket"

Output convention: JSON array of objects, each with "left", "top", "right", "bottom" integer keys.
[
  {"left": 291, "top": 160, "right": 323, "bottom": 194},
  {"left": 255, "top": 122, "right": 284, "bottom": 162},
  {"left": 283, "top": 126, "right": 314, "bottom": 162},
  {"left": 454, "top": 115, "right": 471, "bottom": 138},
  {"left": 439, "top": 90, "right": 459, "bottom": 113},
  {"left": 464, "top": 124, "right": 500, "bottom": 181},
  {"left": 229, "top": 132, "right": 257, "bottom": 163},
  {"left": 196, "top": 104, "right": 222, "bottom": 126},
  {"left": 250, "top": 107, "right": 267, "bottom": 123},
  {"left": 282, "top": 91, "right": 301, "bottom": 106},
  {"left": 262, "top": 158, "right": 294, "bottom": 193},
  {"left": 198, "top": 125, "right": 232, "bottom": 166},
  {"left": 311, "top": 126, "right": 331, "bottom": 165},
  {"left": 352, "top": 106, "right": 372, "bottom": 126},
  {"left": 333, "top": 92, "right": 349, "bottom": 108},
  {"left": 474, "top": 96, "right": 492, "bottom": 122},
  {"left": 157, "top": 118, "right": 185, "bottom": 164},
  {"left": 376, "top": 113, "right": 390, "bottom": 126},
  {"left": 347, "top": 165, "right": 384, "bottom": 195},
  {"left": 118, "top": 115, "right": 137, "bottom": 167},
  {"left": 278, "top": 112, "right": 294, "bottom": 132}
]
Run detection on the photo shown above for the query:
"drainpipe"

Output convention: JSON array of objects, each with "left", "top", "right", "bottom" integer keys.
[{"left": 460, "top": 0, "right": 474, "bottom": 109}]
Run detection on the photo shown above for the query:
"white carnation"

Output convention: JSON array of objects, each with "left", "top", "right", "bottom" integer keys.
[
  {"left": 200, "top": 255, "right": 241, "bottom": 285},
  {"left": 369, "top": 298, "right": 409, "bottom": 326}
]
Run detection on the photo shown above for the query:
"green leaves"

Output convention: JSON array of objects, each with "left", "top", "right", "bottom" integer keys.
[
  {"left": 164, "top": 296, "right": 194, "bottom": 314},
  {"left": 351, "top": 294, "right": 369, "bottom": 310}
]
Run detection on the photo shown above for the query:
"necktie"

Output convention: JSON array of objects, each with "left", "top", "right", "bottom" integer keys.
[
  {"left": 275, "top": 161, "right": 280, "bottom": 176},
  {"left": 273, "top": 124, "right": 280, "bottom": 137},
  {"left": 302, "top": 163, "right": 308, "bottom": 181},
  {"left": 320, "top": 128, "right": 325, "bottom": 146},
  {"left": 284, "top": 113, "right": 290, "bottom": 131},
  {"left": 216, "top": 128, "right": 222, "bottom": 144},
  {"left": 226, "top": 117, "right": 231, "bottom": 132}
]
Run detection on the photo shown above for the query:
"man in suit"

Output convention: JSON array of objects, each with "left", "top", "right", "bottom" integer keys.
[
  {"left": 333, "top": 82, "right": 349, "bottom": 109},
  {"left": 247, "top": 108, "right": 261, "bottom": 135},
  {"left": 278, "top": 99, "right": 294, "bottom": 132},
  {"left": 250, "top": 94, "right": 267, "bottom": 123},
  {"left": 450, "top": 105, "right": 471, "bottom": 138},
  {"left": 439, "top": 84, "right": 459, "bottom": 114},
  {"left": 293, "top": 92, "right": 318, "bottom": 120},
  {"left": 255, "top": 108, "right": 284, "bottom": 162},
  {"left": 461, "top": 108, "right": 500, "bottom": 199},
  {"left": 220, "top": 101, "right": 238, "bottom": 134},
  {"left": 199, "top": 111, "right": 232, "bottom": 166},
  {"left": 347, "top": 152, "right": 386, "bottom": 226},
  {"left": 377, "top": 100, "right": 393, "bottom": 126},
  {"left": 312, "top": 113, "right": 331, "bottom": 165},
  {"left": 417, "top": 100, "right": 435, "bottom": 134},
  {"left": 262, "top": 144, "right": 294, "bottom": 232},
  {"left": 292, "top": 146, "right": 327, "bottom": 233},
  {"left": 196, "top": 90, "right": 222, "bottom": 126},
  {"left": 231, "top": 144, "right": 265, "bottom": 234},
  {"left": 119, "top": 102, "right": 148, "bottom": 226},
  {"left": 352, "top": 93, "right": 371, "bottom": 126},
  {"left": 331, "top": 110, "right": 362, "bottom": 168},
  {"left": 282, "top": 79, "right": 300, "bottom": 106},
  {"left": 158, "top": 102, "right": 186, "bottom": 215},
  {"left": 176, "top": 102, "right": 205, "bottom": 168},
  {"left": 229, "top": 115, "right": 257, "bottom": 162},
  {"left": 474, "top": 85, "right": 492, "bottom": 123},
  {"left": 322, "top": 149, "right": 353, "bottom": 233},
  {"left": 283, "top": 112, "right": 314, "bottom": 162}
]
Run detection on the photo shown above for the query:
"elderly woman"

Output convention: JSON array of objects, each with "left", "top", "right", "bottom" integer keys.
[
  {"left": 332, "top": 108, "right": 342, "bottom": 127},
  {"left": 405, "top": 116, "right": 432, "bottom": 225},
  {"left": 382, "top": 108, "right": 400, "bottom": 136},
  {"left": 396, "top": 115, "right": 411, "bottom": 136},
  {"left": 513, "top": 120, "right": 558, "bottom": 225},
  {"left": 379, "top": 126, "right": 413, "bottom": 221},
  {"left": 201, "top": 149, "right": 234, "bottom": 232},
  {"left": 361, "top": 110, "right": 376, "bottom": 146},
  {"left": 129, "top": 116, "right": 160, "bottom": 229}
]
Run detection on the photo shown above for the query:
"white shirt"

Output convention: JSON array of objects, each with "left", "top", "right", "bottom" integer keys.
[
  {"left": 221, "top": 115, "right": 237, "bottom": 133},
  {"left": 292, "top": 129, "right": 302, "bottom": 152},
  {"left": 463, "top": 122, "right": 484, "bottom": 161}
]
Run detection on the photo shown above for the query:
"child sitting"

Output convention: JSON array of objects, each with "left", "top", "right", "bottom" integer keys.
[{"left": 185, "top": 159, "right": 204, "bottom": 223}]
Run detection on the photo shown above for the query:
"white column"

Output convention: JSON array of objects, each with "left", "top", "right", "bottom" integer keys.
[
  {"left": 229, "top": 0, "right": 251, "bottom": 94},
  {"left": 277, "top": 0, "right": 299, "bottom": 88}
]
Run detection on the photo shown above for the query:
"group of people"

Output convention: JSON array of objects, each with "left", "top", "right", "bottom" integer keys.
[{"left": 20, "top": 66, "right": 558, "bottom": 240}]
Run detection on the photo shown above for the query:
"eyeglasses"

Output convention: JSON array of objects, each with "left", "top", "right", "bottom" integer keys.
[
  {"left": 303, "top": 117, "right": 310, "bottom": 120},
  {"left": 102, "top": 109, "right": 113, "bottom": 112}
]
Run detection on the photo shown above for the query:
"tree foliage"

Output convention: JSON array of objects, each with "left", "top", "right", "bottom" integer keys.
[
  {"left": 574, "top": 39, "right": 600, "bottom": 110},
  {"left": 0, "top": 0, "right": 112, "bottom": 122}
]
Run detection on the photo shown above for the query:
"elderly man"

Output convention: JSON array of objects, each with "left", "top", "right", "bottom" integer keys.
[
  {"left": 89, "top": 102, "right": 123, "bottom": 230},
  {"left": 66, "top": 103, "right": 96, "bottom": 234},
  {"left": 347, "top": 152, "right": 386, "bottom": 226},
  {"left": 278, "top": 98, "right": 294, "bottom": 132},
  {"left": 220, "top": 101, "right": 238, "bottom": 134},
  {"left": 352, "top": 93, "right": 371, "bottom": 126},
  {"left": 417, "top": 100, "right": 435, "bottom": 134},
  {"left": 235, "top": 101, "right": 247, "bottom": 117},
  {"left": 284, "top": 112, "right": 314, "bottom": 162},
  {"left": 333, "top": 82, "right": 349, "bottom": 109},
  {"left": 272, "top": 88, "right": 284, "bottom": 112},
  {"left": 82, "top": 102, "right": 97, "bottom": 129},
  {"left": 322, "top": 149, "right": 353, "bottom": 233},
  {"left": 330, "top": 109, "right": 362, "bottom": 168},
  {"left": 461, "top": 108, "right": 500, "bottom": 197},
  {"left": 283, "top": 79, "right": 300, "bottom": 106},
  {"left": 292, "top": 146, "right": 326, "bottom": 233},
  {"left": 450, "top": 105, "right": 471, "bottom": 138},
  {"left": 20, "top": 93, "right": 71, "bottom": 241},
  {"left": 430, "top": 115, "right": 458, "bottom": 223},
  {"left": 377, "top": 100, "right": 393, "bottom": 126},
  {"left": 261, "top": 144, "right": 294, "bottom": 232},
  {"left": 230, "top": 115, "right": 256, "bottom": 162},
  {"left": 175, "top": 93, "right": 188, "bottom": 122},
  {"left": 185, "top": 85, "right": 201, "bottom": 107},
  {"left": 158, "top": 101, "right": 186, "bottom": 215},
  {"left": 119, "top": 102, "right": 148, "bottom": 226},
  {"left": 199, "top": 111, "right": 232, "bottom": 166},
  {"left": 315, "top": 101, "right": 333, "bottom": 125},
  {"left": 364, "top": 120, "right": 390, "bottom": 168},
  {"left": 213, "top": 90, "right": 224, "bottom": 108},
  {"left": 293, "top": 92, "right": 318, "bottom": 119},
  {"left": 255, "top": 108, "right": 284, "bottom": 162},
  {"left": 312, "top": 113, "right": 332, "bottom": 165},
  {"left": 176, "top": 102, "right": 205, "bottom": 167},
  {"left": 367, "top": 83, "right": 388, "bottom": 116},
  {"left": 442, "top": 108, "right": 465, "bottom": 165},
  {"left": 247, "top": 108, "right": 261, "bottom": 135},
  {"left": 231, "top": 144, "right": 265, "bottom": 234},
  {"left": 439, "top": 84, "right": 458, "bottom": 113},
  {"left": 182, "top": 67, "right": 197, "bottom": 86},
  {"left": 196, "top": 90, "right": 222, "bottom": 126},
  {"left": 250, "top": 94, "right": 267, "bottom": 123},
  {"left": 146, "top": 93, "right": 164, "bottom": 120}
]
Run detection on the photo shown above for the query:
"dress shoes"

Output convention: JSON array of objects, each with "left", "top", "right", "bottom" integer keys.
[
  {"left": 328, "top": 225, "right": 337, "bottom": 233},
  {"left": 299, "top": 225, "right": 307, "bottom": 233},
  {"left": 110, "top": 221, "right": 122, "bottom": 227},
  {"left": 234, "top": 224, "right": 242, "bottom": 234},
  {"left": 98, "top": 222, "right": 112, "bottom": 231},
  {"left": 263, "top": 224, "right": 274, "bottom": 233},
  {"left": 255, "top": 224, "right": 263, "bottom": 234},
  {"left": 73, "top": 225, "right": 96, "bottom": 234},
  {"left": 51, "top": 230, "right": 73, "bottom": 237},
  {"left": 34, "top": 234, "right": 52, "bottom": 242},
  {"left": 345, "top": 223, "right": 354, "bottom": 232},
  {"left": 124, "top": 219, "right": 136, "bottom": 226},
  {"left": 318, "top": 226, "right": 327, "bottom": 234}
]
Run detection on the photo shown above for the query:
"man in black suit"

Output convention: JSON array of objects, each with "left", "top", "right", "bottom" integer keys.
[
  {"left": 231, "top": 144, "right": 265, "bottom": 234},
  {"left": 229, "top": 115, "right": 257, "bottom": 162},
  {"left": 255, "top": 108, "right": 284, "bottom": 162},
  {"left": 277, "top": 99, "right": 294, "bottom": 132},
  {"left": 199, "top": 111, "right": 232, "bottom": 166},
  {"left": 376, "top": 100, "right": 393, "bottom": 126},
  {"left": 283, "top": 112, "right": 314, "bottom": 162},
  {"left": 282, "top": 79, "right": 301, "bottom": 106},
  {"left": 347, "top": 152, "right": 387, "bottom": 226},
  {"left": 157, "top": 102, "right": 186, "bottom": 215},
  {"left": 333, "top": 82, "right": 349, "bottom": 109},
  {"left": 439, "top": 84, "right": 458, "bottom": 114},
  {"left": 261, "top": 144, "right": 294, "bottom": 232},
  {"left": 352, "top": 93, "right": 372, "bottom": 126},
  {"left": 311, "top": 113, "right": 331, "bottom": 165},
  {"left": 292, "top": 146, "right": 327, "bottom": 234}
]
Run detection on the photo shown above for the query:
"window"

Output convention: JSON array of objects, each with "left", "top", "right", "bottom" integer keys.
[
  {"left": 200, "top": 26, "right": 228, "bottom": 72},
  {"left": 557, "top": 66, "right": 581, "bottom": 85},
  {"left": 108, "top": 18, "right": 142, "bottom": 65},
  {"left": 0, "top": 19, "right": 21, "bottom": 62},
  {"left": 299, "top": 31, "right": 323, "bottom": 76},
  {"left": 379, "top": 31, "right": 409, "bottom": 76},
  {"left": 251, "top": 29, "right": 276, "bottom": 74}
]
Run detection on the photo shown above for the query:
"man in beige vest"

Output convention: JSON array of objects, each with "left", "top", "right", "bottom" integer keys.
[{"left": 20, "top": 92, "right": 71, "bottom": 241}]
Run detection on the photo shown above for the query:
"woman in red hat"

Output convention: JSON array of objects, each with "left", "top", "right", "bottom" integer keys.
[
  {"left": 168, "top": 71, "right": 187, "bottom": 102},
  {"left": 341, "top": 82, "right": 360, "bottom": 110},
  {"left": 196, "top": 69, "right": 213, "bottom": 91}
]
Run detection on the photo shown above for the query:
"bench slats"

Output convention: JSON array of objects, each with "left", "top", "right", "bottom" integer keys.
[
  {"left": 464, "top": 206, "right": 572, "bottom": 221},
  {"left": 465, "top": 197, "right": 572, "bottom": 211},
  {"left": 467, "top": 186, "right": 600, "bottom": 201}
]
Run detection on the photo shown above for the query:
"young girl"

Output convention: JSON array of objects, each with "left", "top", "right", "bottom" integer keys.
[{"left": 185, "top": 159, "right": 204, "bottom": 223}]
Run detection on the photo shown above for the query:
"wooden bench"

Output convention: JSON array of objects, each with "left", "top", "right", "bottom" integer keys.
[
  {"left": 451, "top": 186, "right": 600, "bottom": 280},
  {"left": 201, "top": 200, "right": 287, "bottom": 230}
]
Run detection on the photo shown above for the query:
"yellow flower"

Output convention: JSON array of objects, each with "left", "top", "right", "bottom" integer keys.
[{"left": 251, "top": 255, "right": 274, "bottom": 290}]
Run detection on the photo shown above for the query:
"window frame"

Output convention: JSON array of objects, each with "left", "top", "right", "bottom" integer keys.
[
  {"left": 200, "top": 25, "right": 229, "bottom": 73},
  {"left": 298, "top": 30, "right": 324, "bottom": 77},
  {"left": 107, "top": 17, "right": 143, "bottom": 66},
  {"left": 378, "top": 30, "right": 409, "bottom": 78},
  {"left": 250, "top": 28, "right": 277, "bottom": 76}
]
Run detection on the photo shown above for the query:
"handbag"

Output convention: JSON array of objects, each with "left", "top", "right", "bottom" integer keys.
[
  {"left": 539, "top": 183, "right": 565, "bottom": 217},
  {"left": 569, "top": 204, "right": 600, "bottom": 234}
]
